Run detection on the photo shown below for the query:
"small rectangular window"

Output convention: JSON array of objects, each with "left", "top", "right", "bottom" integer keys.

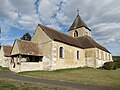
[{"left": 77, "top": 51, "right": 79, "bottom": 60}]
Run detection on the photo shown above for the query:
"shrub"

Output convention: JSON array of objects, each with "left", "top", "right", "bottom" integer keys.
[
  {"left": 102, "top": 61, "right": 120, "bottom": 70},
  {"left": 114, "top": 62, "right": 120, "bottom": 68},
  {"left": 113, "top": 62, "right": 118, "bottom": 70},
  {"left": 118, "top": 62, "right": 120, "bottom": 68},
  {"left": 112, "top": 56, "right": 120, "bottom": 63},
  {"left": 103, "top": 62, "right": 115, "bottom": 70}
]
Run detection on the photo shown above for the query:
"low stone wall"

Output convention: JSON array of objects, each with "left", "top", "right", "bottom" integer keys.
[
  {"left": 20, "top": 62, "right": 43, "bottom": 72},
  {"left": 9, "top": 62, "right": 43, "bottom": 73},
  {"left": 96, "top": 59, "right": 110, "bottom": 68},
  {"left": 0, "top": 57, "right": 11, "bottom": 67},
  {"left": 86, "top": 57, "right": 95, "bottom": 67}
]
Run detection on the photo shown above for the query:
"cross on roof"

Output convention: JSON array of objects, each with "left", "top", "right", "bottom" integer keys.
[{"left": 77, "top": 8, "right": 79, "bottom": 15}]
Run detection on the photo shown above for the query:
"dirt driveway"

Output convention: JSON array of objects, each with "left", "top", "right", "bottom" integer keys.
[{"left": 0, "top": 71, "right": 120, "bottom": 90}]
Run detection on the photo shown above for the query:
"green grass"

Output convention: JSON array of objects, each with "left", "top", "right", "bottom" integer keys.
[
  {"left": 0, "top": 78, "right": 75, "bottom": 90},
  {"left": 19, "top": 68, "right": 120, "bottom": 87},
  {"left": 0, "top": 66, "right": 9, "bottom": 71}
]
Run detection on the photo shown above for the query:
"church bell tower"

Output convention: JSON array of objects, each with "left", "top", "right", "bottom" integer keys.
[{"left": 67, "top": 10, "right": 92, "bottom": 38}]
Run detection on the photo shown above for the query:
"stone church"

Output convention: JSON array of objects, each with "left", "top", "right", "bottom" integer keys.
[{"left": 0, "top": 14, "right": 113, "bottom": 72}]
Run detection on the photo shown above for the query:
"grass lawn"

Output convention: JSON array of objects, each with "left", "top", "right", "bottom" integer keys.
[
  {"left": 0, "top": 66, "right": 9, "bottom": 71},
  {"left": 0, "top": 78, "right": 75, "bottom": 90},
  {"left": 19, "top": 68, "right": 120, "bottom": 87}
]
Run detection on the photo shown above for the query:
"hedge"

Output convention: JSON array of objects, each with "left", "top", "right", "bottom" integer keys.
[{"left": 102, "top": 61, "right": 120, "bottom": 70}]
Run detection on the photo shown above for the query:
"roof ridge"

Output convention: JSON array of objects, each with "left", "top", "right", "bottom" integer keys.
[
  {"left": 38, "top": 24, "right": 84, "bottom": 48},
  {"left": 16, "top": 39, "right": 38, "bottom": 44},
  {"left": 38, "top": 24, "right": 79, "bottom": 40}
]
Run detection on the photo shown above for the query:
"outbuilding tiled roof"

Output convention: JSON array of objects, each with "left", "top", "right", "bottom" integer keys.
[
  {"left": 3, "top": 45, "right": 12, "bottom": 57},
  {"left": 38, "top": 24, "right": 84, "bottom": 49},
  {"left": 68, "top": 15, "right": 91, "bottom": 31},
  {"left": 12, "top": 39, "right": 43, "bottom": 56},
  {"left": 76, "top": 36, "right": 110, "bottom": 53}
]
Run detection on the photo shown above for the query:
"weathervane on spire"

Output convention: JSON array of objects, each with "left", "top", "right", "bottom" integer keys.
[{"left": 77, "top": 8, "right": 79, "bottom": 15}]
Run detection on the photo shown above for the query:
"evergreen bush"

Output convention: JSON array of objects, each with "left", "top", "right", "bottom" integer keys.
[{"left": 103, "top": 62, "right": 115, "bottom": 70}]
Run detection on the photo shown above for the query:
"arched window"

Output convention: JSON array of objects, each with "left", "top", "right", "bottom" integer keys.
[
  {"left": 59, "top": 47, "right": 64, "bottom": 58},
  {"left": 74, "top": 30, "right": 78, "bottom": 37}
]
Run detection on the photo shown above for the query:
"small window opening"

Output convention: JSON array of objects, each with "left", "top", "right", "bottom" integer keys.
[
  {"left": 74, "top": 31, "right": 78, "bottom": 37},
  {"left": 77, "top": 51, "right": 79, "bottom": 60},
  {"left": 59, "top": 47, "right": 64, "bottom": 58}
]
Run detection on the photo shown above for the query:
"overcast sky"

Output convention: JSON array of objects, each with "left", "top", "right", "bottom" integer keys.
[{"left": 0, "top": 0, "right": 120, "bottom": 56}]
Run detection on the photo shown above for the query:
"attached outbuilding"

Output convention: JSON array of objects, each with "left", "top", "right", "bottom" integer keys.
[
  {"left": 9, "top": 39, "right": 43, "bottom": 72},
  {"left": 0, "top": 45, "right": 12, "bottom": 67}
]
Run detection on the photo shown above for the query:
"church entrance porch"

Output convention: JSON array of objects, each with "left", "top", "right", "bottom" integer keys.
[{"left": 9, "top": 54, "right": 43, "bottom": 72}]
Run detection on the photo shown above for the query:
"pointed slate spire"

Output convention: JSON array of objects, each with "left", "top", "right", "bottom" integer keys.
[{"left": 68, "top": 13, "right": 90, "bottom": 32}]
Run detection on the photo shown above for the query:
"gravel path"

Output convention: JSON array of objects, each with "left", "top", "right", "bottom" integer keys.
[{"left": 0, "top": 71, "right": 120, "bottom": 90}]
